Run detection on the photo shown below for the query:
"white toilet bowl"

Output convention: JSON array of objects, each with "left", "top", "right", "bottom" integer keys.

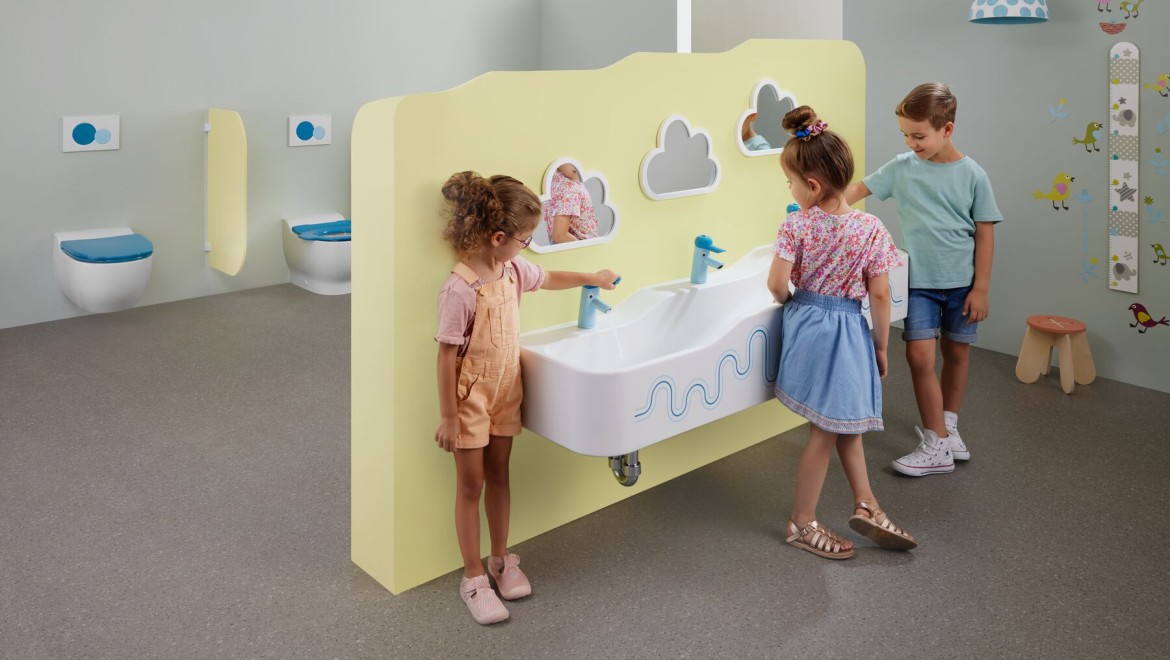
[
  {"left": 282, "top": 213, "right": 351, "bottom": 295},
  {"left": 53, "top": 227, "right": 154, "bottom": 313}
]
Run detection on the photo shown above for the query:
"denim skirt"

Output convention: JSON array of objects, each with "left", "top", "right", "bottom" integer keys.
[{"left": 773, "top": 289, "right": 884, "bottom": 434}]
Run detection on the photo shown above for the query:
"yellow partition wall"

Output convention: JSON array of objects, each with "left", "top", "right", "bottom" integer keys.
[
  {"left": 206, "top": 108, "right": 247, "bottom": 275},
  {"left": 353, "top": 40, "right": 866, "bottom": 593}
]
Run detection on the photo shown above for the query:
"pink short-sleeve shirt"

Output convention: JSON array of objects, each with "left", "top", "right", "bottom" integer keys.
[
  {"left": 771, "top": 207, "right": 903, "bottom": 300},
  {"left": 435, "top": 256, "right": 547, "bottom": 356},
  {"left": 543, "top": 171, "right": 599, "bottom": 242}
]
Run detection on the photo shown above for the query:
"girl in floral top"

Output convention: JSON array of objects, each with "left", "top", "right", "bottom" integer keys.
[
  {"left": 766, "top": 105, "right": 917, "bottom": 560},
  {"left": 543, "top": 163, "right": 599, "bottom": 243}
]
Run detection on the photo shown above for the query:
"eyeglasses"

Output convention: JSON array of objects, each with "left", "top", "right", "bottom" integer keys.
[{"left": 503, "top": 233, "right": 533, "bottom": 248}]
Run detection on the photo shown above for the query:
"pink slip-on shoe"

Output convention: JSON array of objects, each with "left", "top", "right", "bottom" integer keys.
[
  {"left": 460, "top": 574, "right": 509, "bottom": 625},
  {"left": 487, "top": 553, "right": 532, "bottom": 600}
]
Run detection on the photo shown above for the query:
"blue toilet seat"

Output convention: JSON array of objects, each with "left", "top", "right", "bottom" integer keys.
[
  {"left": 60, "top": 233, "right": 154, "bottom": 263},
  {"left": 293, "top": 219, "right": 351, "bottom": 242}
]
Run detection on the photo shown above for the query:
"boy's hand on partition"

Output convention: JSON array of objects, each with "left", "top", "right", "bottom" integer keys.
[{"left": 963, "top": 289, "right": 990, "bottom": 323}]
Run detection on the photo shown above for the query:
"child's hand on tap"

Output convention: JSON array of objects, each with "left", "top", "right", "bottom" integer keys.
[{"left": 595, "top": 270, "right": 620, "bottom": 290}]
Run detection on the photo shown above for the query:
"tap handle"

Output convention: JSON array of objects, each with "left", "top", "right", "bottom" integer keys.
[
  {"left": 694, "top": 234, "right": 725, "bottom": 253},
  {"left": 786, "top": 203, "right": 801, "bottom": 214}
]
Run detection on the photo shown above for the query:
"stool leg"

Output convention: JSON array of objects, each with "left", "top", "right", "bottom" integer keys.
[
  {"left": 1057, "top": 334, "right": 1075, "bottom": 394},
  {"left": 1040, "top": 346, "right": 1053, "bottom": 376},
  {"left": 1016, "top": 328, "right": 1052, "bottom": 384},
  {"left": 1071, "top": 332, "right": 1096, "bottom": 385}
]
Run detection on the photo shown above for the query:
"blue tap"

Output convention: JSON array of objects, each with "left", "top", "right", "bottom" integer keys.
[
  {"left": 787, "top": 203, "right": 801, "bottom": 214},
  {"left": 578, "top": 285, "right": 613, "bottom": 329},
  {"left": 690, "top": 235, "right": 725, "bottom": 284}
]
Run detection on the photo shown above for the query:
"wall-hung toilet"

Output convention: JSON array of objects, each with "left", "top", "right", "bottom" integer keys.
[
  {"left": 53, "top": 227, "right": 154, "bottom": 313},
  {"left": 282, "top": 213, "right": 351, "bottom": 295}
]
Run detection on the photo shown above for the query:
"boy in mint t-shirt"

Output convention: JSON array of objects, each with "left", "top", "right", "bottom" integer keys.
[{"left": 847, "top": 82, "right": 1003, "bottom": 477}]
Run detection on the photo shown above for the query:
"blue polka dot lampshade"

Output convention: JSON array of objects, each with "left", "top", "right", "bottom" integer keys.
[{"left": 969, "top": 0, "right": 1049, "bottom": 24}]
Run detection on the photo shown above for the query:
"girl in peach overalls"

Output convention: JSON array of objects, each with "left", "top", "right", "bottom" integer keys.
[{"left": 435, "top": 171, "right": 618, "bottom": 625}]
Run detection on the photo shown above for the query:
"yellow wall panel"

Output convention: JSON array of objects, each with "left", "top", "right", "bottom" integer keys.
[
  {"left": 206, "top": 108, "right": 247, "bottom": 276},
  {"left": 352, "top": 40, "right": 867, "bottom": 593}
]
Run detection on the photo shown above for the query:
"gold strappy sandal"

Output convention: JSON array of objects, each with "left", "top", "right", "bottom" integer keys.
[
  {"left": 786, "top": 520, "right": 854, "bottom": 559},
  {"left": 848, "top": 502, "right": 917, "bottom": 550}
]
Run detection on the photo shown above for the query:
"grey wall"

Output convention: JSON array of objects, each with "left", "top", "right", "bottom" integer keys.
[
  {"left": 1, "top": 0, "right": 541, "bottom": 329},
  {"left": 692, "top": 0, "right": 842, "bottom": 52},
  {"left": 539, "top": 0, "right": 680, "bottom": 70},
  {"left": 845, "top": 0, "right": 1170, "bottom": 393}
]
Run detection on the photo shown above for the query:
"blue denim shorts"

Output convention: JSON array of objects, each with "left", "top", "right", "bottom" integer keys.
[{"left": 903, "top": 286, "right": 978, "bottom": 343}]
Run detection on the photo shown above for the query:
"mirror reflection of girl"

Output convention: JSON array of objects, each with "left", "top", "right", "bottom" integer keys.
[
  {"left": 767, "top": 106, "right": 916, "bottom": 560},
  {"left": 435, "top": 171, "right": 618, "bottom": 625},
  {"left": 741, "top": 112, "right": 772, "bottom": 151},
  {"left": 544, "top": 163, "right": 599, "bottom": 244}
]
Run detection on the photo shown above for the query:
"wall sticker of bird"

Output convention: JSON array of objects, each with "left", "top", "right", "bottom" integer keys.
[
  {"left": 1034, "top": 173, "right": 1075, "bottom": 210},
  {"left": 1120, "top": 0, "right": 1144, "bottom": 19},
  {"left": 1073, "top": 122, "right": 1103, "bottom": 152},
  {"left": 1153, "top": 243, "right": 1169, "bottom": 265},
  {"left": 1128, "top": 303, "right": 1168, "bottom": 333},
  {"left": 1144, "top": 74, "right": 1169, "bottom": 97}
]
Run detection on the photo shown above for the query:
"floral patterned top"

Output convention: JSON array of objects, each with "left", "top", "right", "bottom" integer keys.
[
  {"left": 771, "top": 206, "right": 903, "bottom": 300},
  {"left": 543, "top": 171, "right": 599, "bottom": 242}
]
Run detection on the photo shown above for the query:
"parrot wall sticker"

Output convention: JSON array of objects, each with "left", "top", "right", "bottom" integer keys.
[
  {"left": 1144, "top": 74, "right": 1169, "bottom": 97},
  {"left": 1153, "top": 243, "right": 1168, "bottom": 265},
  {"left": 1109, "top": 42, "right": 1140, "bottom": 293},
  {"left": 1128, "top": 303, "right": 1168, "bottom": 332},
  {"left": 1119, "top": 0, "right": 1145, "bottom": 19},
  {"left": 1073, "top": 122, "right": 1103, "bottom": 152},
  {"left": 1034, "top": 173, "right": 1075, "bottom": 210}
]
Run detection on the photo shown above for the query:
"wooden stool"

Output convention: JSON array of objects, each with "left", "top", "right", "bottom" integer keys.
[{"left": 1015, "top": 315, "right": 1096, "bottom": 394}]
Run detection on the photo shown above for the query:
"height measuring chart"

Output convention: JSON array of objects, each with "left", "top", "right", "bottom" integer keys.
[{"left": 1108, "top": 42, "right": 1140, "bottom": 293}]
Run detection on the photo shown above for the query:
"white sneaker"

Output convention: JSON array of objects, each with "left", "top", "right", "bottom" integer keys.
[
  {"left": 946, "top": 424, "right": 970, "bottom": 461},
  {"left": 892, "top": 427, "right": 955, "bottom": 476}
]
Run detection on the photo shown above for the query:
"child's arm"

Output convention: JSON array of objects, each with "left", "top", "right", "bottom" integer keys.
[
  {"left": 964, "top": 222, "right": 995, "bottom": 322},
  {"left": 845, "top": 182, "right": 872, "bottom": 206},
  {"left": 542, "top": 269, "right": 620, "bottom": 291},
  {"left": 551, "top": 216, "right": 577, "bottom": 244},
  {"left": 435, "top": 342, "right": 461, "bottom": 452},
  {"left": 866, "top": 272, "right": 891, "bottom": 378},
  {"left": 741, "top": 112, "right": 758, "bottom": 141},
  {"left": 767, "top": 255, "right": 792, "bottom": 304}
]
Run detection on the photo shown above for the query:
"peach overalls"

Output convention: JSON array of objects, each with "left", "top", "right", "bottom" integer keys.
[{"left": 451, "top": 262, "right": 524, "bottom": 449}]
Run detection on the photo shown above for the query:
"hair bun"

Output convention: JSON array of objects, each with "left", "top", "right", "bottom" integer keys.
[{"left": 782, "top": 105, "right": 819, "bottom": 133}]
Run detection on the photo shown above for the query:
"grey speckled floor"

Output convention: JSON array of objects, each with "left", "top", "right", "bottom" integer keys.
[{"left": 2, "top": 285, "right": 1169, "bottom": 659}]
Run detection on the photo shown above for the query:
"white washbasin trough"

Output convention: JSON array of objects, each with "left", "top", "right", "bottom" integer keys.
[{"left": 519, "top": 245, "right": 907, "bottom": 459}]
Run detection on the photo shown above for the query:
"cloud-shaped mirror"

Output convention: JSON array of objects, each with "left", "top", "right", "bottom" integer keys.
[
  {"left": 529, "top": 157, "right": 620, "bottom": 253},
  {"left": 737, "top": 80, "right": 797, "bottom": 157},
  {"left": 639, "top": 115, "right": 721, "bottom": 200}
]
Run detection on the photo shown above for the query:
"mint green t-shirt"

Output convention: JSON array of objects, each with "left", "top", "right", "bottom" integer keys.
[{"left": 863, "top": 152, "right": 1003, "bottom": 289}]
